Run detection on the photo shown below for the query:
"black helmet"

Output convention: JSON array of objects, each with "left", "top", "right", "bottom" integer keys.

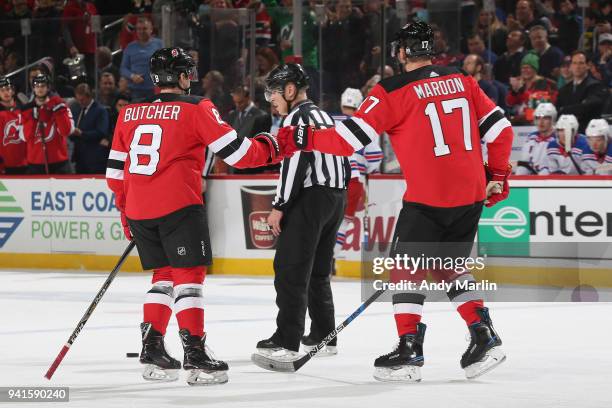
[
  {"left": 0, "top": 76, "right": 13, "bottom": 89},
  {"left": 264, "top": 63, "right": 309, "bottom": 101},
  {"left": 149, "top": 47, "right": 197, "bottom": 88},
  {"left": 31, "top": 73, "right": 50, "bottom": 87},
  {"left": 391, "top": 20, "right": 434, "bottom": 59}
]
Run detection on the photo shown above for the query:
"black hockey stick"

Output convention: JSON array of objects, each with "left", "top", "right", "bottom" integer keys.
[
  {"left": 45, "top": 241, "right": 136, "bottom": 380},
  {"left": 251, "top": 288, "right": 386, "bottom": 372},
  {"left": 34, "top": 107, "right": 50, "bottom": 175}
]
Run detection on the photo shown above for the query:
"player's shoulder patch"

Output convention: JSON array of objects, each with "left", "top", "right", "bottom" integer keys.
[{"left": 378, "top": 65, "right": 467, "bottom": 93}]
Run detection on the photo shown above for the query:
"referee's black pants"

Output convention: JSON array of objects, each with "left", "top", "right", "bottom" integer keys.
[{"left": 271, "top": 186, "right": 346, "bottom": 352}]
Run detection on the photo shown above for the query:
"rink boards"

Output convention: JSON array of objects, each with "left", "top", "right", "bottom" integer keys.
[{"left": 0, "top": 175, "right": 611, "bottom": 287}]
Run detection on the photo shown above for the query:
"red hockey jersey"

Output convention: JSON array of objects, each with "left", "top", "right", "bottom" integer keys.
[
  {"left": 22, "top": 96, "right": 74, "bottom": 165},
  {"left": 0, "top": 103, "right": 27, "bottom": 168},
  {"left": 106, "top": 93, "right": 273, "bottom": 220},
  {"left": 313, "top": 65, "right": 514, "bottom": 207}
]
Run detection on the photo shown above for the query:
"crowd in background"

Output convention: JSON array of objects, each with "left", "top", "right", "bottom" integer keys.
[{"left": 0, "top": 0, "right": 611, "bottom": 176}]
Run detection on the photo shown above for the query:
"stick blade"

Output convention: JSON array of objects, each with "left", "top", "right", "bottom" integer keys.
[{"left": 250, "top": 353, "right": 297, "bottom": 373}]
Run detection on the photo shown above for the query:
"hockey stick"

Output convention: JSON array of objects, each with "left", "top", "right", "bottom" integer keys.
[
  {"left": 362, "top": 175, "right": 370, "bottom": 248},
  {"left": 251, "top": 288, "right": 386, "bottom": 372},
  {"left": 44, "top": 241, "right": 136, "bottom": 380},
  {"left": 34, "top": 107, "right": 50, "bottom": 175}
]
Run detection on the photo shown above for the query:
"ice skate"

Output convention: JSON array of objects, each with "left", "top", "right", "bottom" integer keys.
[
  {"left": 139, "top": 322, "right": 180, "bottom": 382},
  {"left": 179, "top": 329, "right": 228, "bottom": 386},
  {"left": 251, "top": 337, "right": 302, "bottom": 372},
  {"left": 461, "top": 308, "right": 506, "bottom": 379},
  {"left": 373, "top": 323, "right": 426, "bottom": 382},
  {"left": 301, "top": 333, "right": 337, "bottom": 357}
]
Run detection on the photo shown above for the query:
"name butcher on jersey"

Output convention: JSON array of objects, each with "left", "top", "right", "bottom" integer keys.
[{"left": 123, "top": 104, "right": 181, "bottom": 122}]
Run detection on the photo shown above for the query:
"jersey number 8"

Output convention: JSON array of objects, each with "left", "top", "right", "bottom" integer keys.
[{"left": 129, "top": 124, "right": 162, "bottom": 175}]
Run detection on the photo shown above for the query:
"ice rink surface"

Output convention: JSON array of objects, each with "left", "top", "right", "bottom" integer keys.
[{"left": 1, "top": 270, "right": 611, "bottom": 408}]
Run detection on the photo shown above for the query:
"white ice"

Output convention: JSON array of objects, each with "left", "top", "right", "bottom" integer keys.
[{"left": 1, "top": 270, "right": 611, "bottom": 408}]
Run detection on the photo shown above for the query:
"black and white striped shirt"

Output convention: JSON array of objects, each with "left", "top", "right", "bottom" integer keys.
[{"left": 273, "top": 100, "right": 350, "bottom": 210}]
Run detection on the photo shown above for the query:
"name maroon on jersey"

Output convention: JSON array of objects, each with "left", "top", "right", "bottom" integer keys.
[
  {"left": 313, "top": 65, "right": 513, "bottom": 207},
  {"left": 0, "top": 104, "right": 27, "bottom": 168},
  {"left": 22, "top": 96, "right": 74, "bottom": 165},
  {"left": 106, "top": 93, "right": 273, "bottom": 220}
]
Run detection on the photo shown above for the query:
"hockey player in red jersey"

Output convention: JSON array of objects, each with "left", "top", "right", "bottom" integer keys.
[
  {"left": 106, "top": 47, "right": 279, "bottom": 385},
  {"left": 277, "top": 21, "right": 513, "bottom": 382},
  {"left": 22, "top": 74, "right": 74, "bottom": 174},
  {"left": 0, "top": 76, "right": 27, "bottom": 174}
]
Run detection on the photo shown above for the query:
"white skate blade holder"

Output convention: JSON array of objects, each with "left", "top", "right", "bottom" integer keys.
[
  {"left": 302, "top": 344, "right": 337, "bottom": 357},
  {"left": 142, "top": 365, "right": 179, "bottom": 382},
  {"left": 464, "top": 346, "right": 506, "bottom": 379},
  {"left": 373, "top": 365, "right": 422, "bottom": 383},
  {"left": 186, "top": 369, "right": 228, "bottom": 386}
]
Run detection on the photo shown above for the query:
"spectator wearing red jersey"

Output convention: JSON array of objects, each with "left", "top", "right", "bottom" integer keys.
[
  {"left": 507, "top": 52, "right": 558, "bottom": 124},
  {"left": 62, "top": 0, "right": 99, "bottom": 81},
  {"left": 431, "top": 25, "right": 463, "bottom": 67}
]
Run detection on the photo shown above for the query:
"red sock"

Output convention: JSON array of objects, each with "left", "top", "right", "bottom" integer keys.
[
  {"left": 393, "top": 303, "right": 423, "bottom": 336},
  {"left": 173, "top": 266, "right": 206, "bottom": 337},
  {"left": 143, "top": 267, "right": 174, "bottom": 335},
  {"left": 457, "top": 300, "right": 485, "bottom": 326}
]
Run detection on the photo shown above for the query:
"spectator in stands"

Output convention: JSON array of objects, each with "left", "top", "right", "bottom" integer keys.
[
  {"left": 431, "top": 25, "right": 463, "bottom": 67},
  {"left": 463, "top": 54, "right": 500, "bottom": 104},
  {"left": 595, "top": 33, "right": 612, "bottom": 86},
  {"left": 361, "top": 65, "right": 394, "bottom": 96},
  {"left": 31, "top": 0, "right": 63, "bottom": 64},
  {"left": 97, "top": 46, "right": 120, "bottom": 84},
  {"left": 555, "top": 0, "right": 581, "bottom": 55},
  {"left": 515, "top": 102, "right": 557, "bottom": 175},
  {"left": 507, "top": 52, "right": 558, "bottom": 124},
  {"left": 3, "top": 0, "right": 32, "bottom": 57},
  {"left": 322, "top": 0, "right": 366, "bottom": 98},
  {"left": 227, "top": 85, "right": 273, "bottom": 174},
  {"left": 547, "top": 114, "right": 589, "bottom": 174},
  {"left": 361, "top": 0, "right": 399, "bottom": 75},
  {"left": 493, "top": 29, "right": 527, "bottom": 85},
  {"left": 475, "top": 9, "right": 508, "bottom": 57},
  {"left": 557, "top": 55, "right": 573, "bottom": 89},
  {"left": 556, "top": 51, "right": 609, "bottom": 132},
  {"left": 107, "top": 93, "right": 130, "bottom": 141},
  {"left": 120, "top": 16, "right": 162, "bottom": 101},
  {"left": 62, "top": 0, "right": 99, "bottom": 81},
  {"left": 226, "top": 85, "right": 271, "bottom": 140},
  {"left": 202, "top": 70, "right": 232, "bottom": 116},
  {"left": 507, "top": 0, "right": 549, "bottom": 35},
  {"left": 466, "top": 32, "right": 497, "bottom": 64},
  {"left": 69, "top": 83, "right": 109, "bottom": 174},
  {"left": 583, "top": 118, "right": 612, "bottom": 175},
  {"left": 97, "top": 72, "right": 119, "bottom": 107},
  {"left": 251, "top": 47, "right": 279, "bottom": 107},
  {"left": 529, "top": 25, "right": 564, "bottom": 80}
]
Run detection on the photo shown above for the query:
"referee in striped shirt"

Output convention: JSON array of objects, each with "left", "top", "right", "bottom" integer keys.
[{"left": 254, "top": 64, "right": 350, "bottom": 362}]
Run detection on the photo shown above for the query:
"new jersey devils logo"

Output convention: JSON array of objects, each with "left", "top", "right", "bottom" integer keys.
[
  {"left": 3, "top": 119, "right": 24, "bottom": 146},
  {"left": 34, "top": 122, "right": 56, "bottom": 144}
]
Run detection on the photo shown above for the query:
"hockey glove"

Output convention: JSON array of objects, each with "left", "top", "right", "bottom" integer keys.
[
  {"left": 276, "top": 124, "right": 315, "bottom": 158},
  {"left": 484, "top": 163, "right": 511, "bottom": 207},
  {"left": 120, "top": 212, "right": 132, "bottom": 241},
  {"left": 253, "top": 132, "right": 282, "bottom": 164}
]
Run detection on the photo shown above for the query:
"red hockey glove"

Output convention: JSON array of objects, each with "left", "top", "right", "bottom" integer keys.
[
  {"left": 253, "top": 132, "right": 282, "bottom": 164},
  {"left": 120, "top": 212, "right": 132, "bottom": 241},
  {"left": 484, "top": 163, "right": 512, "bottom": 207},
  {"left": 276, "top": 124, "right": 315, "bottom": 158}
]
